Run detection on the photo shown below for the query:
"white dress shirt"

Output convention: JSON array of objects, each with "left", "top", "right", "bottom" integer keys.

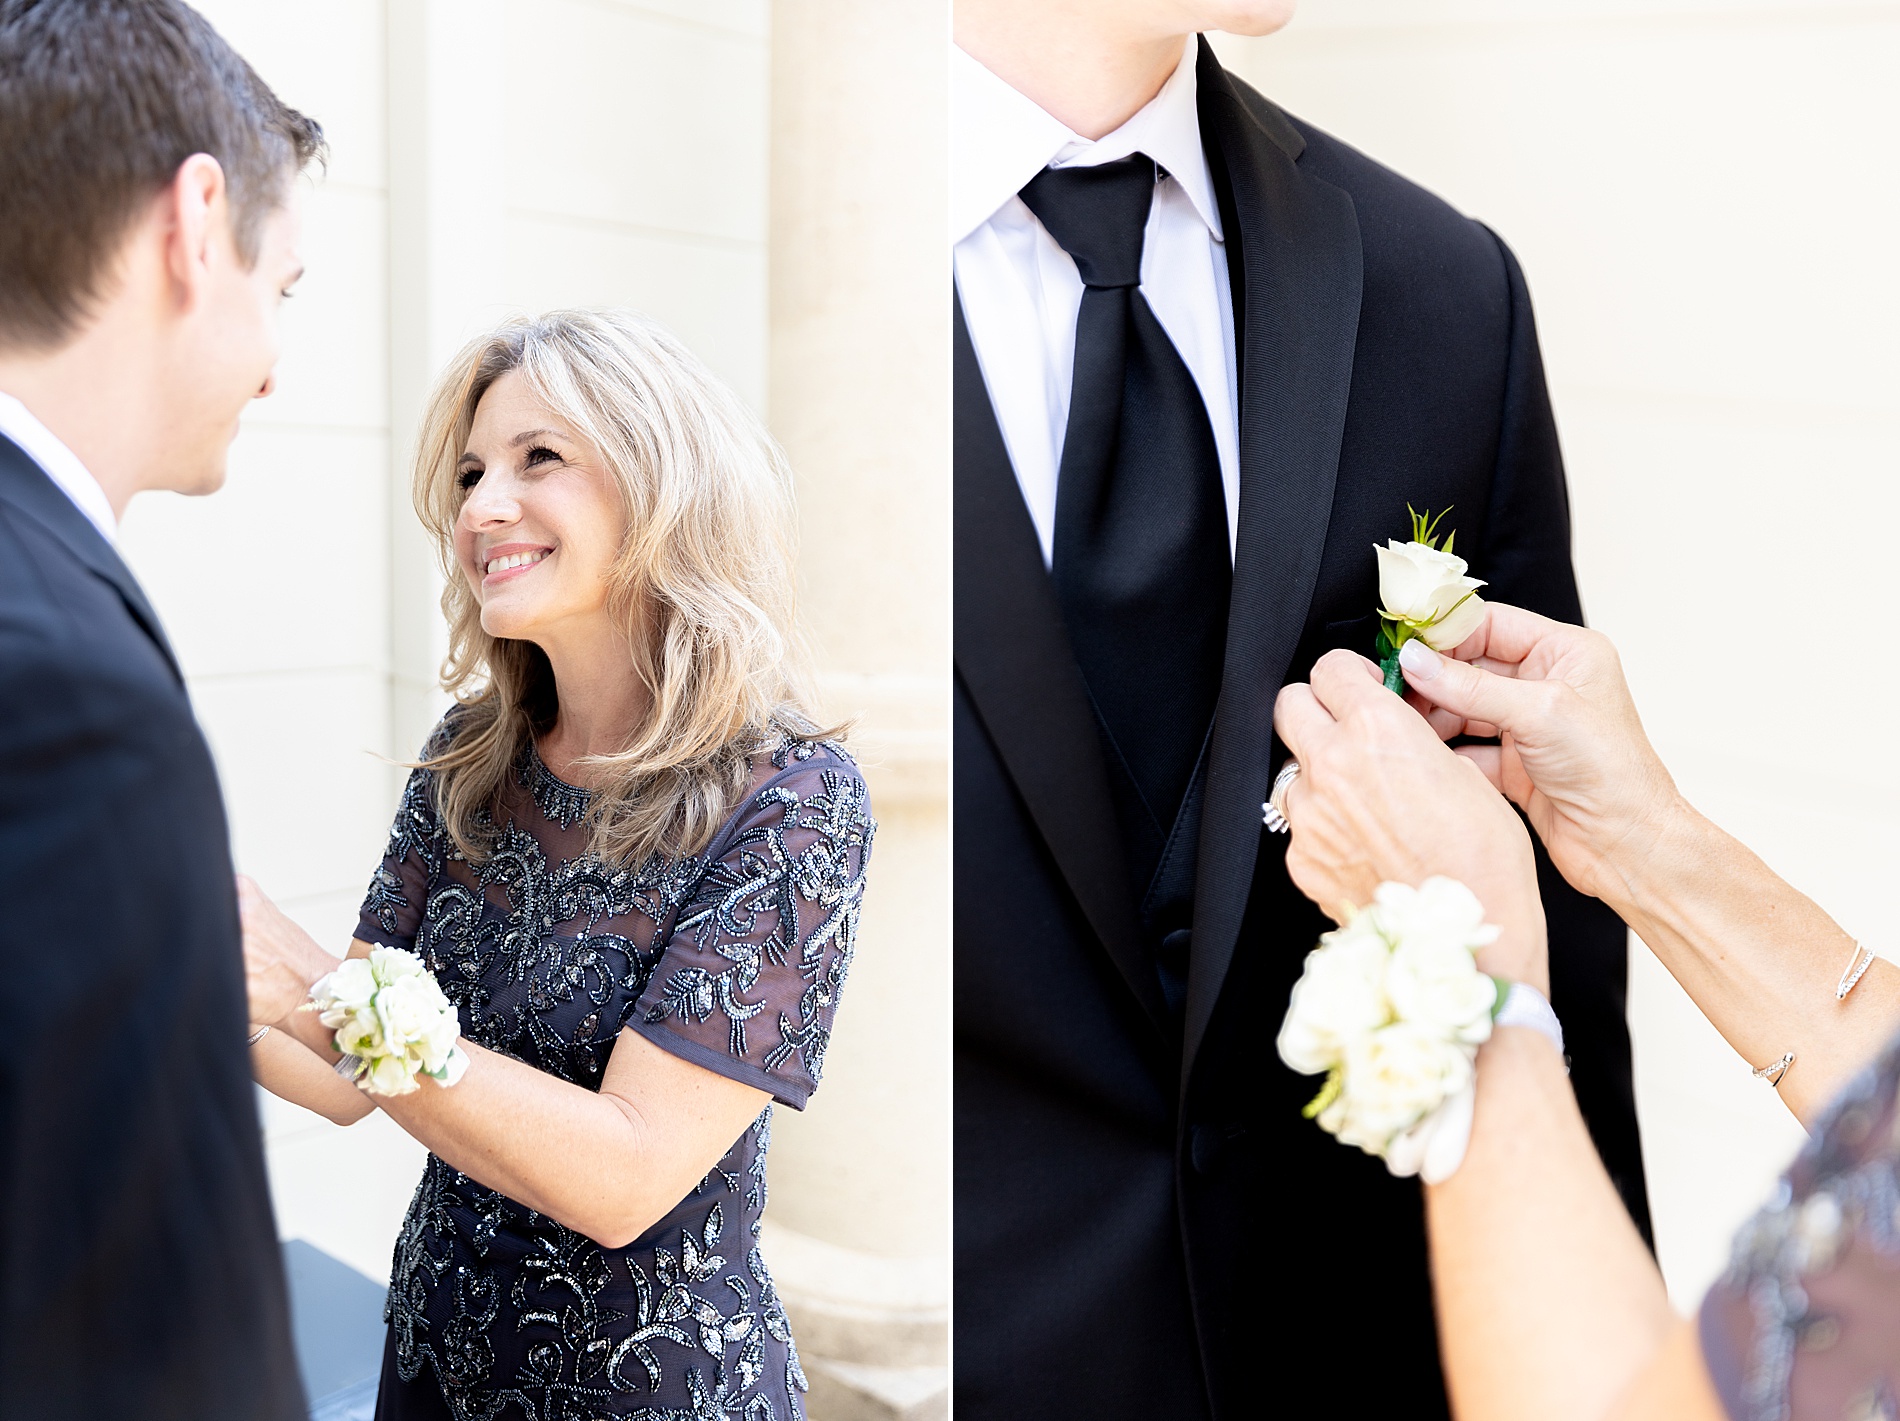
[
  {"left": 952, "top": 38, "right": 1239, "bottom": 566},
  {"left": 0, "top": 390, "right": 116, "bottom": 544}
]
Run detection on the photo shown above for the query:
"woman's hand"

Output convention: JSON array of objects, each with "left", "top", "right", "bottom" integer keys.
[
  {"left": 1275, "top": 649, "right": 1549, "bottom": 992},
  {"left": 1394, "top": 602, "right": 1683, "bottom": 905},
  {"left": 236, "top": 874, "right": 339, "bottom": 1028}
]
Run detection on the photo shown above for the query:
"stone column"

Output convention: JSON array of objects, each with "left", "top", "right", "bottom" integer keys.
[
  {"left": 764, "top": 3, "right": 949, "bottom": 1418},
  {"left": 385, "top": 0, "right": 509, "bottom": 764}
]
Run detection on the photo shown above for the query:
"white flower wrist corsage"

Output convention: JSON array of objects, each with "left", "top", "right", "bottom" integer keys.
[
  {"left": 1276, "top": 878, "right": 1557, "bottom": 1185},
  {"left": 306, "top": 945, "right": 470, "bottom": 1097}
]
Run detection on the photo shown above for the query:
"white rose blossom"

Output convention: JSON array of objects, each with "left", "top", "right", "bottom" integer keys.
[
  {"left": 1373, "top": 879, "right": 1500, "bottom": 1046},
  {"left": 1375, "top": 538, "right": 1486, "bottom": 652},
  {"left": 1275, "top": 918, "right": 1392, "bottom": 1075},
  {"left": 1277, "top": 877, "right": 1503, "bottom": 1181},
  {"left": 308, "top": 945, "right": 469, "bottom": 1095},
  {"left": 1323, "top": 1022, "right": 1475, "bottom": 1155},
  {"left": 1384, "top": 1079, "right": 1477, "bottom": 1185}
]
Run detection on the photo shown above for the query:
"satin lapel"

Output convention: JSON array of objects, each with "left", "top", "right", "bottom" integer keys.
[
  {"left": 0, "top": 435, "right": 183, "bottom": 685},
  {"left": 1182, "top": 44, "right": 1364, "bottom": 1078},
  {"left": 953, "top": 297, "right": 1165, "bottom": 1028}
]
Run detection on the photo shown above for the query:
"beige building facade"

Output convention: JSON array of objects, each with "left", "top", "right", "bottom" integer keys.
[{"left": 117, "top": 2, "right": 945, "bottom": 1415}]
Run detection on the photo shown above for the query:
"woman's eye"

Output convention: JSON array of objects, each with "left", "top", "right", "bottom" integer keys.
[
  {"left": 457, "top": 467, "right": 483, "bottom": 490},
  {"left": 524, "top": 445, "right": 561, "bottom": 468}
]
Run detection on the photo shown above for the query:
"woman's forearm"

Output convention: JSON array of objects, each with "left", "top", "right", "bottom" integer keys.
[
  {"left": 263, "top": 937, "right": 764, "bottom": 1248},
  {"left": 1598, "top": 798, "right": 1900, "bottom": 1125},
  {"left": 280, "top": 990, "right": 760, "bottom": 1247},
  {"left": 1427, "top": 1028, "right": 1708, "bottom": 1421},
  {"left": 375, "top": 1043, "right": 652, "bottom": 1243},
  {"left": 269, "top": 994, "right": 656, "bottom": 1241},
  {"left": 251, "top": 1026, "right": 375, "bottom": 1125},
  {"left": 370, "top": 1033, "right": 764, "bottom": 1250}
]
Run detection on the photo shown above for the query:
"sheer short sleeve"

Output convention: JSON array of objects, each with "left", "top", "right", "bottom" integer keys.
[
  {"left": 354, "top": 731, "right": 454, "bottom": 952},
  {"left": 1698, "top": 1031, "right": 1900, "bottom": 1421},
  {"left": 628, "top": 744, "right": 874, "bottom": 1109}
]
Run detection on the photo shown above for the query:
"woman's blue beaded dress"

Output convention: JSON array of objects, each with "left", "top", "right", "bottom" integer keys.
[{"left": 356, "top": 719, "right": 872, "bottom": 1421}]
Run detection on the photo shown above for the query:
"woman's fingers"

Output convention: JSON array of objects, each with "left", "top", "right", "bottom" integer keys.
[
  {"left": 1446, "top": 600, "right": 1566, "bottom": 668},
  {"left": 1308, "top": 648, "right": 1403, "bottom": 723},
  {"left": 1454, "top": 743, "right": 1504, "bottom": 791},
  {"left": 1399, "top": 638, "right": 1549, "bottom": 734},
  {"left": 1273, "top": 681, "right": 1338, "bottom": 761}
]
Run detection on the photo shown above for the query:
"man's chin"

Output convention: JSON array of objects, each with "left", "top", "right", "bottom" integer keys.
[
  {"left": 1204, "top": 0, "right": 1297, "bottom": 38},
  {"left": 160, "top": 457, "right": 232, "bottom": 499}
]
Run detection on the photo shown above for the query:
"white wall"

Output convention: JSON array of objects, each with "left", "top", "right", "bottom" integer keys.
[
  {"left": 119, "top": 0, "right": 777, "bottom": 1285},
  {"left": 1215, "top": 0, "right": 1900, "bottom": 1308}
]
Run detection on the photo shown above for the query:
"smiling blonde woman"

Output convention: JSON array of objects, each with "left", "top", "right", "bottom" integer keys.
[{"left": 238, "top": 309, "right": 874, "bottom": 1421}]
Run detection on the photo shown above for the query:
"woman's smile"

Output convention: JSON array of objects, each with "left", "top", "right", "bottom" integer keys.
[{"left": 480, "top": 542, "right": 554, "bottom": 586}]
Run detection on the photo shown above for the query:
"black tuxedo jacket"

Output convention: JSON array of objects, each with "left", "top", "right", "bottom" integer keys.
[
  {"left": 0, "top": 435, "right": 302, "bottom": 1416},
  {"left": 954, "top": 45, "right": 1650, "bottom": 1419}
]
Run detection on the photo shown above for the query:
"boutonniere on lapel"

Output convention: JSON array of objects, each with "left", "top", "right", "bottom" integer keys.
[{"left": 1373, "top": 506, "right": 1486, "bottom": 692}]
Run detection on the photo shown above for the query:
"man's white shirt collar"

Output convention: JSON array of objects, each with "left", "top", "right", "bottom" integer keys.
[
  {"left": 951, "top": 37, "right": 1222, "bottom": 248},
  {"left": 0, "top": 391, "right": 116, "bottom": 545}
]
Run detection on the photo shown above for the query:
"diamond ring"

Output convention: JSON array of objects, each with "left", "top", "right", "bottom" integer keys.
[{"left": 1262, "top": 759, "right": 1302, "bottom": 834}]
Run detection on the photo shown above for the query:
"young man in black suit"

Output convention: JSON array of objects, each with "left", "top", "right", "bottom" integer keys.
[
  {"left": 952, "top": 3, "right": 1650, "bottom": 1415},
  {"left": 0, "top": 3, "right": 321, "bottom": 1414}
]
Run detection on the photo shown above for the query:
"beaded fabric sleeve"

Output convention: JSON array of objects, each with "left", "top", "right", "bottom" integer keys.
[
  {"left": 1699, "top": 1028, "right": 1900, "bottom": 1421},
  {"left": 627, "top": 739, "right": 874, "bottom": 1109}
]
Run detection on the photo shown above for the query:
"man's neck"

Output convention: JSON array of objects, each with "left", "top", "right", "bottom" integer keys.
[
  {"left": 0, "top": 322, "right": 164, "bottom": 522},
  {"left": 956, "top": 8, "right": 1188, "bottom": 141}
]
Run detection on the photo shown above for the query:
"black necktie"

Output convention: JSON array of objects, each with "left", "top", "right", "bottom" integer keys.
[{"left": 1020, "top": 154, "right": 1232, "bottom": 889}]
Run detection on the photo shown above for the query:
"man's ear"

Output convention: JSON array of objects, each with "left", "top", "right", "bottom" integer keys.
[{"left": 162, "top": 153, "right": 231, "bottom": 312}]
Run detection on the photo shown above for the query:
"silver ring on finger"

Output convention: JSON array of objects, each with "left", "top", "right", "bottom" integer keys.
[{"left": 1262, "top": 758, "right": 1302, "bottom": 834}]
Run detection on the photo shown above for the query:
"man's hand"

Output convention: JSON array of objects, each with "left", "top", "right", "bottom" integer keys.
[
  {"left": 1274, "top": 649, "right": 1550, "bottom": 992},
  {"left": 236, "top": 874, "right": 338, "bottom": 1029},
  {"left": 1394, "top": 603, "right": 1685, "bottom": 905}
]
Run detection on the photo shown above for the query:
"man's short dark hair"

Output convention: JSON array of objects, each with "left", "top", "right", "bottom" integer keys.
[{"left": 0, "top": 0, "right": 325, "bottom": 350}]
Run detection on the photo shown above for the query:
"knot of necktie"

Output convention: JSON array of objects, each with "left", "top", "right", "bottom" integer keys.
[{"left": 1018, "top": 154, "right": 1156, "bottom": 290}]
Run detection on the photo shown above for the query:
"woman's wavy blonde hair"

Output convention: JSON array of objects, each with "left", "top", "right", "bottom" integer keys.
[{"left": 412, "top": 308, "right": 830, "bottom": 867}]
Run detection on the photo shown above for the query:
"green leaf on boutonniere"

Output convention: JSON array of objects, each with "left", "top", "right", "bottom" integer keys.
[
  {"left": 1407, "top": 503, "right": 1455, "bottom": 552},
  {"left": 1302, "top": 1064, "right": 1344, "bottom": 1120},
  {"left": 1379, "top": 652, "right": 1404, "bottom": 694},
  {"left": 1489, "top": 976, "right": 1511, "bottom": 1020},
  {"left": 1375, "top": 619, "right": 1407, "bottom": 693}
]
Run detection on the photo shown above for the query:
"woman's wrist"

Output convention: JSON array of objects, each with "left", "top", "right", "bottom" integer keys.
[
  {"left": 1593, "top": 789, "right": 1702, "bottom": 924},
  {"left": 1479, "top": 922, "right": 1550, "bottom": 998},
  {"left": 280, "top": 1004, "right": 341, "bottom": 1059}
]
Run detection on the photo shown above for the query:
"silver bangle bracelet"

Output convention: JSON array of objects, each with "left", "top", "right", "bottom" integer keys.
[
  {"left": 246, "top": 1024, "right": 272, "bottom": 1047},
  {"left": 1751, "top": 1051, "right": 1795, "bottom": 1089},
  {"left": 1837, "top": 942, "right": 1876, "bottom": 1001}
]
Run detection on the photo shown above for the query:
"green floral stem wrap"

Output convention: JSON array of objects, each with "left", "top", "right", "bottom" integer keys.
[{"left": 1375, "top": 622, "right": 1405, "bottom": 695}]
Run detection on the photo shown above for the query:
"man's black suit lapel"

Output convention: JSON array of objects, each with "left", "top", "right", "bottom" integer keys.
[
  {"left": 0, "top": 433, "right": 183, "bottom": 685},
  {"left": 953, "top": 299, "right": 1168, "bottom": 1028},
  {"left": 1182, "top": 42, "right": 1364, "bottom": 1078}
]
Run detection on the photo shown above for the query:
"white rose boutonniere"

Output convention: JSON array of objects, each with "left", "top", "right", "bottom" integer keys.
[
  {"left": 1276, "top": 878, "right": 1508, "bottom": 1183},
  {"left": 308, "top": 944, "right": 470, "bottom": 1096},
  {"left": 1374, "top": 506, "right": 1486, "bottom": 691}
]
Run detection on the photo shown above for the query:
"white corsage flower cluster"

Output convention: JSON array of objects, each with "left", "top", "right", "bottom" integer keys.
[
  {"left": 1373, "top": 506, "right": 1485, "bottom": 692},
  {"left": 308, "top": 946, "right": 470, "bottom": 1097},
  {"left": 1276, "top": 878, "right": 1505, "bottom": 1184}
]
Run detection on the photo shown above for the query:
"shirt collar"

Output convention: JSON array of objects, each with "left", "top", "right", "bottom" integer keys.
[
  {"left": 951, "top": 36, "right": 1222, "bottom": 247},
  {"left": 0, "top": 390, "right": 117, "bottom": 544}
]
